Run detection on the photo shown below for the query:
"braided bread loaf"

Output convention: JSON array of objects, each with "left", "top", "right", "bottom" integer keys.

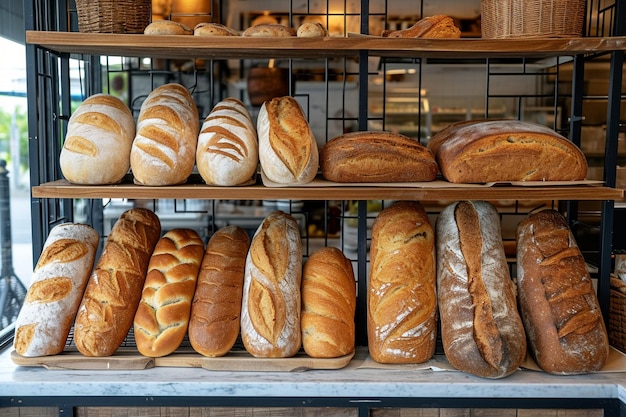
[
  {"left": 367, "top": 201, "right": 437, "bottom": 364},
  {"left": 134, "top": 228, "right": 205, "bottom": 357}
]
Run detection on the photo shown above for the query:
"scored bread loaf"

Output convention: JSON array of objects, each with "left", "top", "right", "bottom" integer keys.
[
  {"left": 297, "top": 22, "right": 328, "bottom": 37},
  {"left": 320, "top": 131, "right": 438, "bottom": 182},
  {"left": 74, "top": 208, "right": 161, "bottom": 357},
  {"left": 144, "top": 20, "right": 193, "bottom": 35},
  {"left": 196, "top": 98, "right": 259, "bottom": 186},
  {"left": 130, "top": 83, "right": 200, "bottom": 186},
  {"left": 13, "top": 224, "right": 99, "bottom": 357},
  {"left": 367, "top": 201, "right": 437, "bottom": 364},
  {"left": 60, "top": 94, "right": 135, "bottom": 185},
  {"left": 382, "top": 15, "right": 461, "bottom": 38},
  {"left": 301, "top": 246, "right": 356, "bottom": 358},
  {"left": 436, "top": 201, "right": 527, "bottom": 378},
  {"left": 516, "top": 209, "right": 609, "bottom": 374},
  {"left": 427, "top": 119, "right": 588, "bottom": 183},
  {"left": 243, "top": 24, "right": 296, "bottom": 37},
  {"left": 241, "top": 211, "right": 302, "bottom": 357},
  {"left": 133, "top": 228, "right": 204, "bottom": 357},
  {"left": 257, "top": 96, "right": 319, "bottom": 184},
  {"left": 189, "top": 225, "right": 250, "bottom": 357},
  {"left": 194, "top": 22, "right": 240, "bottom": 36}
]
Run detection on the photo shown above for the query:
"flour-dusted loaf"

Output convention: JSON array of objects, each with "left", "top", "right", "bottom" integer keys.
[
  {"left": 516, "top": 209, "right": 609, "bottom": 374},
  {"left": 241, "top": 211, "right": 302, "bottom": 357},
  {"left": 130, "top": 83, "right": 200, "bottom": 186},
  {"left": 194, "top": 22, "right": 240, "bottom": 36},
  {"left": 427, "top": 119, "right": 588, "bottom": 183},
  {"left": 382, "top": 15, "right": 461, "bottom": 38},
  {"left": 320, "top": 131, "right": 438, "bottom": 183},
  {"left": 74, "top": 208, "right": 161, "bottom": 357},
  {"left": 297, "top": 22, "right": 328, "bottom": 37},
  {"left": 133, "top": 228, "right": 204, "bottom": 357},
  {"left": 189, "top": 225, "right": 250, "bottom": 357},
  {"left": 301, "top": 247, "right": 356, "bottom": 358},
  {"left": 243, "top": 24, "right": 296, "bottom": 37},
  {"left": 436, "top": 201, "right": 526, "bottom": 378},
  {"left": 196, "top": 98, "right": 258, "bottom": 186},
  {"left": 144, "top": 20, "right": 193, "bottom": 35},
  {"left": 13, "top": 224, "right": 99, "bottom": 357},
  {"left": 367, "top": 201, "right": 437, "bottom": 364},
  {"left": 257, "top": 96, "right": 319, "bottom": 184},
  {"left": 60, "top": 93, "right": 135, "bottom": 185}
]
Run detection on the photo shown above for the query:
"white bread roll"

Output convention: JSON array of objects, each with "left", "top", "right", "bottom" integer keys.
[
  {"left": 196, "top": 98, "right": 258, "bottom": 186},
  {"left": 13, "top": 224, "right": 99, "bottom": 357},
  {"left": 241, "top": 211, "right": 302, "bottom": 357},
  {"left": 130, "top": 83, "right": 199, "bottom": 186},
  {"left": 133, "top": 228, "right": 205, "bottom": 358},
  {"left": 257, "top": 96, "right": 319, "bottom": 184},
  {"left": 60, "top": 94, "right": 135, "bottom": 185}
]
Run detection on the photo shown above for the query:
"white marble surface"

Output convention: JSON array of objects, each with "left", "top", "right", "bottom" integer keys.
[{"left": 1, "top": 348, "right": 626, "bottom": 407}]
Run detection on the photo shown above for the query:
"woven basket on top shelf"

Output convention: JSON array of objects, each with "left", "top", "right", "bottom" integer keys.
[
  {"left": 75, "top": 0, "right": 151, "bottom": 33},
  {"left": 610, "top": 276, "right": 626, "bottom": 353},
  {"left": 481, "top": 0, "right": 586, "bottom": 39}
]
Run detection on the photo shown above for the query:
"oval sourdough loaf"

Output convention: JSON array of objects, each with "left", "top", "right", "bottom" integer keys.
[
  {"left": 301, "top": 246, "right": 356, "bottom": 358},
  {"left": 436, "top": 200, "right": 527, "bottom": 378},
  {"left": 367, "top": 201, "right": 437, "bottom": 364},
  {"left": 516, "top": 209, "right": 609, "bottom": 374},
  {"left": 382, "top": 15, "right": 461, "bottom": 38},
  {"left": 13, "top": 223, "right": 99, "bottom": 357},
  {"left": 427, "top": 119, "right": 588, "bottom": 183},
  {"left": 130, "top": 83, "right": 199, "bottom": 186},
  {"left": 241, "top": 211, "right": 302, "bottom": 357},
  {"left": 60, "top": 93, "right": 135, "bottom": 185},
  {"left": 196, "top": 98, "right": 258, "bottom": 186},
  {"left": 133, "top": 228, "right": 205, "bottom": 357},
  {"left": 74, "top": 208, "right": 161, "bottom": 357},
  {"left": 189, "top": 225, "right": 250, "bottom": 357}
]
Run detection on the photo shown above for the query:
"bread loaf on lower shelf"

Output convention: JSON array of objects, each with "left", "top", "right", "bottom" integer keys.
[
  {"left": 74, "top": 208, "right": 161, "bottom": 357},
  {"left": 13, "top": 223, "right": 99, "bottom": 357},
  {"left": 516, "top": 209, "right": 609, "bottom": 374}
]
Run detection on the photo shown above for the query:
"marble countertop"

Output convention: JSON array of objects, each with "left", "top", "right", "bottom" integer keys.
[{"left": 1, "top": 347, "right": 626, "bottom": 409}]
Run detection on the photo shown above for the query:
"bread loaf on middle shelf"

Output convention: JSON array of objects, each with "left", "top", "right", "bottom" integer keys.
[
  {"left": 241, "top": 211, "right": 302, "bottom": 357},
  {"left": 130, "top": 83, "right": 199, "bottom": 186},
  {"left": 367, "top": 201, "right": 437, "bottom": 364},
  {"left": 74, "top": 208, "right": 161, "bottom": 357},
  {"left": 436, "top": 200, "right": 527, "bottom": 378},
  {"left": 133, "top": 228, "right": 205, "bottom": 358},
  {"left": 196, "top": 98, "right": 259, "bottom": 186},
  {"left": 257, "top": 96, "right": 319, "bottom": 185}
]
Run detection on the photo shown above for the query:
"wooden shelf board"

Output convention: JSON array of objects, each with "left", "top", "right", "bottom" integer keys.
[
  {"left": 32, "top": 179, "right": 624, "bottom": 201},
  {"left": 25, "top": 31, "right": 626, "bottom": 60}
]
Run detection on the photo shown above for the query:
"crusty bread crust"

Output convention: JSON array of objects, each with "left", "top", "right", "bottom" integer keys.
[{"left": 382, "top": 15, "right": 460, "bottom": 38}]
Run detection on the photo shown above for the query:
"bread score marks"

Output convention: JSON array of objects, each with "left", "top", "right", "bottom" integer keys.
[
  {"left": 367, "top": 201, "right": 437, "bottom": 364},
  {"left": 382, "top": 15, "right": 461, "bottom": 38},
  {"left": 241, "top": 211, "right": 302, "bottom": 357}
]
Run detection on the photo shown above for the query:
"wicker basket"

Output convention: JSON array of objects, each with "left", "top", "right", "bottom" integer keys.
[
  {"left": 76, "top": 0, "right": 151, "bottom": 34},
  {"left": 481, "top": 0, "right": 586, "bottom": 39},
  {"left": 609, "top": 276, "right": 626, "bottom": 353}
]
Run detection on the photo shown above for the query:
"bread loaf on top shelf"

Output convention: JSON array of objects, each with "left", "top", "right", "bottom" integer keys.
[{"left": 382, "top": 15, "right": 461, "bottom": 38}]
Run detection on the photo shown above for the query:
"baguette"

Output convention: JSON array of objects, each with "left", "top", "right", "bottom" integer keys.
[
  {"left": 367, "top": 201, "right": 437, "bottom": 363},
  {"left": 240, "top": 211, "right": 302, "bottom": 357},
  {"left": 189, "top": 225, "right": 250, "bottom": 357},
  {"left": 133, "top": 228, "right": 205, "bottom": 357},
  {"left": 516, "top": 209, "right": 609, "bottom": 374},
  {"left": 74, "top": 208, "right": 161, "bottom": 357},
  {"left": 60, "top": 94, "right": 135, "bottom": 185},
  {"left": 13, "top": 224, "right": 99, "bottom": 357},
  {"left": 436, "top": 201, "right": 526, "bottom": 378}
]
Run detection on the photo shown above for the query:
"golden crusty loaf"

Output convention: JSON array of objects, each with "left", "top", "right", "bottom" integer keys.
[
  {"left": 243, "top": 24, "right": 296, "bottom": 37},
  {"left": 367, "top": 201, "right": 437, "bottom": 364},
  {"left": 436, "top": 201, "right": 527, "bottom": 378},
  {"left": 74, "top": 208, "right": 161, "bottom": 357},
  {"left": 382, "top": 15, "right": 461, "bottom": 38},
  {"left": 320, "top": 131, "right": 438, "bottom": 182},
  {"left": 297, "top": 22, "right": 328, "bottom": 37},
  {"left": 257, "top": 96, "right": 319, "bottom": 184},
  {"left": 13, "top": 224, "right": 99, "bottom": 357},
  {"left": 130, "top": 83, "right": 200, "bottom": 186},
  {"left": 427, "top": 119, "right": 588, "bottom": 183},
  {"left": 301, "top": 247, "right": 356, "bottom": 358},
  {"left": 196, "top": 98, "right": 259, "bottom": 186},
  {"left": 189, "top": 225, "right": 250, "bottom": 357},
  {"left": 241, "top": 211, "right": 302, "bottom": 357},
  {"left": 194, "top": 22, "right": 240, "bottom": 36},
  {"left": 144, "top": 20, "right": 193, "bottom": 35},
  {"left": 133, "top": 229, "right": 204, "bottom": 357},
  {"left": 60, "top": 94, "right": 135, "bottom": 185},
  {"left": 516, "top": 209, "right": 609, "bottom": 374}
]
